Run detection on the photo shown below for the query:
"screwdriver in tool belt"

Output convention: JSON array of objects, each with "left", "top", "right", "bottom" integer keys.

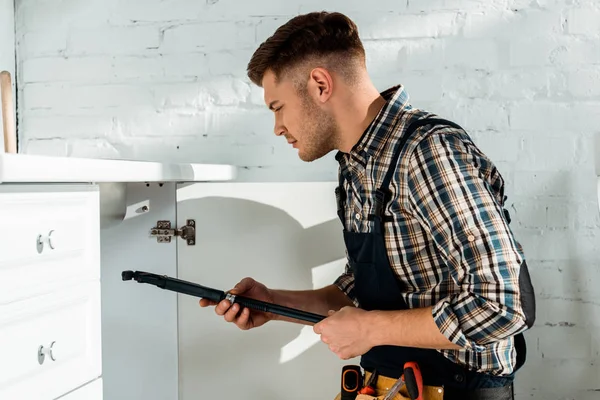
[
  {"left": 403, "top": 362, "right": 423, "bottom": 400},
  {"left": 382, "top": 362, "right": 423, "bottom": 400},
  {"left": 358, "top": 369, "right": 378, "bottom": 395}
]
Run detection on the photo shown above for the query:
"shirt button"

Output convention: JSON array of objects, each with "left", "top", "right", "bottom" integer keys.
[
  {"left": 355, "top": 213, "right": 362, "bottom": 221},
  {"left": 467, "top": 234, "right": 475, "bottom": 242},
  {"left": 454, "top": 374, "right": 464, "bottom": 383}
]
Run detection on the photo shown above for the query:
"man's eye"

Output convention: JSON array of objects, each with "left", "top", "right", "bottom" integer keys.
[{"left": 276, "top": 106, "right": 283, "bottom": 112}]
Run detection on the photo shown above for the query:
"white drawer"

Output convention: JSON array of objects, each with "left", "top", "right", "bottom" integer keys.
[
  {"left": 0, "top": 281, "right": 102, "bottom": 400},
  {"left": 0, "top": 184, "right": 100, "bottom": 304},
  {"left": 58, "top": 378, "right": 103, "bottom": 400}
]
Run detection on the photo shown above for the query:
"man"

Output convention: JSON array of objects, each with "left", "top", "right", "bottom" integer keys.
[{"left": 199, "top": 11, "right": 536, "bottom": 400}]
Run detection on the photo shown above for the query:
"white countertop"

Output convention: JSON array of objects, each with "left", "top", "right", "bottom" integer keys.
[{"left": 0, "top": 153, "right": 236, "bottom": 183}]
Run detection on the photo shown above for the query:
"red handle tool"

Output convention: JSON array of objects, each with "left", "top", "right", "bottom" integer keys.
[
  {"left": 358, "top": 369, "right": 378, "bottom": 395},
  {"left": 403, "top": 362, "right": 423, "bottom": 400}
]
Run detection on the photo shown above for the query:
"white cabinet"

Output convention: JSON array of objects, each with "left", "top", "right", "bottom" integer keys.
[
  {"left": 0, "top": 184, "right": 101, "bottom": 400},
  {"left": 0, "top": 153, "right": 237, "bottom": 400}
]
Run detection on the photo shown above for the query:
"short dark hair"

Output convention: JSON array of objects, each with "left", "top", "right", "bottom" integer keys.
[{"left": 247, "top": 11, "right": 366, "bottom": 88}]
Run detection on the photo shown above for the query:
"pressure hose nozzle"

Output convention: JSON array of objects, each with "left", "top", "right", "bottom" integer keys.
[{"left": 122, "top": 270, "right": 135, "bottom": 281}]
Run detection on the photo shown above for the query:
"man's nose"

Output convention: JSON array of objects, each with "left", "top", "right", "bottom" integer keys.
[{"left": 274, "top": 124, "right": 285, "bottom": 136}]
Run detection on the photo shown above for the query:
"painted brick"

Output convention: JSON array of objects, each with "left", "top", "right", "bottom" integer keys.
[
  {"left": 566, "top": 68, "right": 600, "bottom": 98},
  {"left": 256, "top": 17, "right": 291, "bottom": 43},
  {"left": 400, "top": 73, "right": 444, "bottom": 103},
  {"left": 17, "top": 29, "right": 68, "bottom": 59},
  {"left": 114, "top": 110, "right": 209, "bottom": 138},
  {"left": 208, "top": 49, "right": 254, "bottom": 76},
  {"left": 574, "top": 202, "right": 600, "bottom": 229},
  {"left": 205, "top": 0, "right": 299, "bottom": 19},
  {"left": 566, "top": 7, "right": 600, "bottom": 36},
  {"left": 107, "top": 0, "right": 204, "bottom": 24},
  {"left": 21, "top": 57, "right": 114, "bottom": 83},
  {"left": 66, "top": 138, "right": 122, "bottom": 159},
  {"left": 161, "top": 22, "right": 255, "bottom": 53},
  {"left": 299, "top": 0, "right": 408, "bottom": 14},
  {"left": 356, "top": 13, "right": 462, "bottom": 39},
  {"left": 67, "top": 26, "right": 161, "bottom": 56},
  {"left": 465, "top": 9, "right": 563, "bottom": 39},
  {"left": 406, "top": 0, "right": 493, "bottom": 12},
  {"left": 519, "top": 136, "right": 580, "bottom": 171},
  {"left": 448, "top": 99, "right": 510, "bottom": 131},
  {"left": 23, "top": 83, "right": 153, "bottom": 111},
  {"left": 546, "top": 202, "right": 570, "bottom": 229},
  {"left": 516, "top": 359, "right": 600, "bottom": 397},
  {"left": 22, "top": 115, "right": 115, "bottom": 139},
  {"left": 512, "top": 202, "right": 547, "bottom": 229},
  {"left": 395, "top": 39, "right": 445, "bottom": 71},
  {"left": 538, "top": 327, "right": 592, "bottom": 359},
  {"left": 152, "top": 83, "right": 202, "bottom": 110},
  {"left": 111, "top": 56, "right": 168, "bottom": 81},
  {"left": 510, "top": 37, "right": 600, "bottom": 67},
  {"left": 510, "top": 102, "right": 600, "bottom": 131},
  {"left": 444, "top": 39, "right": 500, "bottom": 70},
  {"left": 364, "top": 40, "right": 406, "bottom": 75},
  {"left": 17, "top": 0, "right": 112, "bottom": 31},
  {"left": 22, "top": 138, "right": 68, "bottom": 156}
]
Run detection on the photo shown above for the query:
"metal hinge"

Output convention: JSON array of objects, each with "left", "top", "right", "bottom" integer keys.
[{"left": 150, "top": 220, "right": 196, "bottom": 245}]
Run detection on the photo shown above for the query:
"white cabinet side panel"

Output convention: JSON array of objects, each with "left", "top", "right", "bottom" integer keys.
[{"left": 100, "top": 182, "right": 178, "bottom": 400}]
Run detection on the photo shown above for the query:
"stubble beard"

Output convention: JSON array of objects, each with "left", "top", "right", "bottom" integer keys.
[{"left": 297, "top": 94, "right": 339, "bottom": 162}]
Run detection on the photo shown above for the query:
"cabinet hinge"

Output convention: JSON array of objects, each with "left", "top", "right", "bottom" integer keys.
[{"left": 150, "top": 220, "right": 196, "bottom": 245}]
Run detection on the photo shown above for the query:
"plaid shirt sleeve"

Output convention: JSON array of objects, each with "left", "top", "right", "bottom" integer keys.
[
  {"left": 334, "top": 260, "right": 360, "bottom": 307},
  {"left": 406, "top": 131, "right": 529, "bottom": 351}
]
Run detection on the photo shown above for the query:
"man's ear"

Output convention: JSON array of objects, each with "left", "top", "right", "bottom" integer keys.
[{"left": 308, "top": 67, "right": 333, "bottom": 103}]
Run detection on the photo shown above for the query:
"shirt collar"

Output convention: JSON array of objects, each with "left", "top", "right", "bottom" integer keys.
[{"left": 335, "top": 85, "right": 411, "bottom": 164}]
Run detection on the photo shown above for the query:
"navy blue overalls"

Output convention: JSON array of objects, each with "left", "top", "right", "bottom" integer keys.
[{"left": 335, "top": 117, "right": 533, "bottom": 399}]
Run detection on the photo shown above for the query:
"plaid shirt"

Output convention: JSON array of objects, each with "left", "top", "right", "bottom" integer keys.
[{"left": 333, "top": 85, "right": 529, "bottom": 376}]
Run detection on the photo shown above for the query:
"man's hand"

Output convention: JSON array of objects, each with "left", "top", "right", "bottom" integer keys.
[
  {"left": 199, "top": 277, "right": 276, "bottom": 330},
  {"left": 313, "top": 306, "right": 374, "bottom": 360}
]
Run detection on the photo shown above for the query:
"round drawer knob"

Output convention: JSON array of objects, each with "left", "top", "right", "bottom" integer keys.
[
  {"left": 48, "top": 230, "right": 58, "bottom": 250},
  {"left": 36, "top": 231, "right": 59, "bottom": 252},
  {"left": 36, "top": 235, "right": 44, "bottom": 254},
  {"left": 37, "top": 341, "right": 57, "bottom": 365},
  {"left": 48, "top": 340, "right": 57, "bottom": 361}
]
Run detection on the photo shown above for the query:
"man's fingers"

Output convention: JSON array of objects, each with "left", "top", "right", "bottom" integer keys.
[
  {"left": 230, "top": 277, "right": 254, "bottom": 295},
  {"left": 223, "top": 303, "right": 241, "bottom": 322},
  {"left": 313, "top": 321, "right": 323, "bottom": 334},
  {"left": 236, "top": 308, "right": 250, "bottom": 329},
  {"left": 199, "top": 299, "right": 217, "bottom": 308},
  {"left": 215, "top": 299, "right": 232, "bottom": 316}
]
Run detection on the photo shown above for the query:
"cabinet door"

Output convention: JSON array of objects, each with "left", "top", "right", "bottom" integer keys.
[
  {"left": 176, "top": 182, "right": 351, "bottom": 400},
  {"left": 0, "top": 281, "right": 102, "bottom": 400},
  {"left": 0, "top": 184, "right": 100, "bottom": 304}
]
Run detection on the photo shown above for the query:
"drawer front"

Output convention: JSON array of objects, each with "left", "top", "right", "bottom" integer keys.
[
  {"left": 59, "top": 378, "right": 103, "bottom": 400},
  {"left": 0, "top": 282, "right": 102, "bottom": 400},
  {"left": 0, "top": 185, "right": 100, "bottom": 304}
]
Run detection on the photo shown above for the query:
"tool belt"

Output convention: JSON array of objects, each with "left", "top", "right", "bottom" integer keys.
[
  {"left": 336, "top": 370, "right": 443, "bottom": 400},
  {"left": 335, "top": 369, "right": 514, "bottom": 400}
]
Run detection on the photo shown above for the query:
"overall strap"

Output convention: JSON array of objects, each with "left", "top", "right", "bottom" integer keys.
[{"left": 373, "top": 118, "right": 464, "bottom": 218}]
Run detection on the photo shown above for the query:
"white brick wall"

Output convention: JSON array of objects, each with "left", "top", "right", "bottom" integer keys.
[{"left": 12, "top": 0, "right": 600, "bottom": 398}]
